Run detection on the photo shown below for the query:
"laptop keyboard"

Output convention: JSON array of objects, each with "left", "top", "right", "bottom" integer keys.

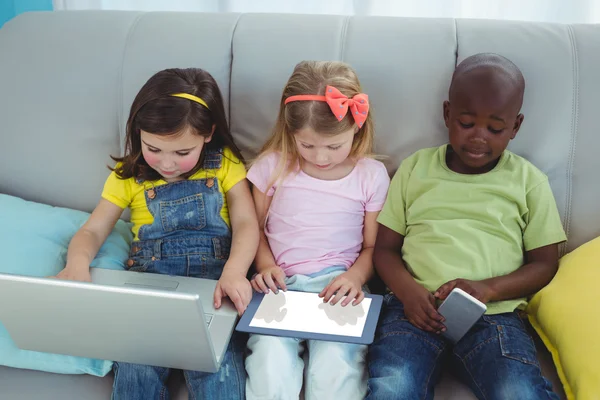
[{"left": 205, "top": 314, "right": 213, "bottom": 327}]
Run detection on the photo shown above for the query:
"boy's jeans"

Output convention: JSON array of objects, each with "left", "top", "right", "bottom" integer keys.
[
  {"left": 245, "top": 267, "right": 368, "bottom": 400},
  {"left": 367, "top": 294, "right": 559, "bottom": 400}
]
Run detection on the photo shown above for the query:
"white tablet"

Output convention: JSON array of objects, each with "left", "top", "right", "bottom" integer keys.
[{"left": 235, "top": 290, "right": 383, "bottom": 344}]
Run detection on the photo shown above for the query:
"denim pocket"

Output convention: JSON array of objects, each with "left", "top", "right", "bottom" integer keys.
[
  {"left": 483, "top": 313, "right": 540, "bottom": 366},
  {"left": 159, "top": 193, "right": 206, "bottom": 233},
  {"left": 497, "top": 324, "right": 540, "bottom": 366},
  {"left": 455, "top": 313, "right": 537, "bottom": 365}
]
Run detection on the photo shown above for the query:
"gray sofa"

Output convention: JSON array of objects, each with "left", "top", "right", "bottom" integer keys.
[{"left": 2, "top": 10, "right": 599, "bottom": 400}]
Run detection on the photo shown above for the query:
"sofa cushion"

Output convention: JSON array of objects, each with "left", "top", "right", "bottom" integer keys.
[
  {"left": 528, "top": 236, "right": 600, "bottom": 400},
  {"left": 0, "top": 194, "right": 132, "bottom": 376}
]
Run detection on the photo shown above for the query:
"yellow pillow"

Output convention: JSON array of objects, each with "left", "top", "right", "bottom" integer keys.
[{"left": 527, "top": 236, "right": 600, "bottom": 400}]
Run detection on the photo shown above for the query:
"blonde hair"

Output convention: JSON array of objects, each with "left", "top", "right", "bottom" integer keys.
[{"left": 253, "top": 60, "right": 375, "bottom": 190}]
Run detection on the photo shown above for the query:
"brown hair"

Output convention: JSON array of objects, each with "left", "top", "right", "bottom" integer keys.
[
  {"left": 254, "top": 60, "right": 374, "bottom": 188},
  {"left": 112, "top": 68, "right": 243, "bottom": 181}
]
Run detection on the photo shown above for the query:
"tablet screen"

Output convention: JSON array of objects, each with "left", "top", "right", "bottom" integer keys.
[{"left": 249, "top": 290, "right": 372, "bottom": 337}]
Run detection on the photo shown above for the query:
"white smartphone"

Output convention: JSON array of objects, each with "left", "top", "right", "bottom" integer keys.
[{"left": 437, "top": 288, "right": 487, "bottom": 343}]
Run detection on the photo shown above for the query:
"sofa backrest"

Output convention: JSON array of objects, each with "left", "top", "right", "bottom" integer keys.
[{"left": 1, "top": 11, "right": 598, "bottom": 251}]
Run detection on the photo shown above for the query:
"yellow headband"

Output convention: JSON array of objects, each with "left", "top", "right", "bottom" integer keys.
[{"left": 170, "top": 93, "right": 209, "bottom": 110}]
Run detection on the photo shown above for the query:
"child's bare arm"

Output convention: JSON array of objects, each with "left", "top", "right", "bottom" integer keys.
[
  {"left": 252, "top": 185, "right": 278, "bottom": 271},
  {"left": 348, "top": 210, "right": 378, "bottom": 284},
  {"left": 374, "top": 224, "right": 445, "bottom": 333},
  {"left": 488, "top": 243, "right": 559, "bottom": 300},
  {"left": 373, "top": 225, "right": 415, "bottom": 298},
  {"left": 56, "top": 199, "right": 123, "bottom": 281},
  {"left": 250, "top": 185, "right": 287, "bottom": 293},
  {"left": 221, "top": 179, "right": 259, "bottom": 276},
  {"left": 435, "top": 243, "right": 560, "bottom": 303},
  {"left": 214, "top": 179, "right": 259, "bottom": 315}
]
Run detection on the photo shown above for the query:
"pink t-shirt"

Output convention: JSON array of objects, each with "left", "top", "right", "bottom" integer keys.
[{"left": 247, "top": 153, "right": 390, "bottom": 276}]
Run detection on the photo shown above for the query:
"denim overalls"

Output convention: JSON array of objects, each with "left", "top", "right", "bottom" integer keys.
[{"left": 112, "top": 149, "right": 247, "bottom": 400}]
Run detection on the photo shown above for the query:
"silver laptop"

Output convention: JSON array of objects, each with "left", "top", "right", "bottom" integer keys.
[{"left": 0, "top": 268, "right": 238, "bottom": 373}]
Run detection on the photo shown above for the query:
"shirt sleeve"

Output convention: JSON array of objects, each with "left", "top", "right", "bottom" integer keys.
[
  {"left": 523, "top": 178, "right": 567, "bottom": 251},
  {"left": 247, "top": 152, "right": 278, "bottom": 196},
  {"left": 101, "top": 169, "right": 131, "bottom": 209},
  {"left": 376, "top": 160, "right": 410, "bottom": 236},
  {"left": 218, "top": 147, "right": 247, "bottom": 193},
  {"left": 365, "top": 162, "right": 391, "bottom": 212}
]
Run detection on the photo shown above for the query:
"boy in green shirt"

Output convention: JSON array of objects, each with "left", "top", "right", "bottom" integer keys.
[{"left": 367, "top": 53, "right": 566, "bottom": 400}]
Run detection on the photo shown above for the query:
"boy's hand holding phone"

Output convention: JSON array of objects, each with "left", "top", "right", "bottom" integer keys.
[
  {"left": 399, "top": 280, "right": 446, "bottom": 334},
  {"left": 434, "top": 278, "right": 495, "bottom": 303},
  {"left": 436, "top": 286, "right": 488, "bottom": 343}
]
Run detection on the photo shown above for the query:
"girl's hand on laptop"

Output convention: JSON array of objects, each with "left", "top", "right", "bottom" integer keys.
[
  {"left": 214, "top": 270, "right": 252, "bottom": 316},
  {"left": 434, "top": 278, "right": 494, "bottom": 304},
  {"left": 319, "top": 270, "right": 364, "bottom": 307},
  {"left": 52, "top": 266, "right": 91, "bottom": 282},
  {"left": 251, "top": 266, "right": 287, "bottom": 294}
]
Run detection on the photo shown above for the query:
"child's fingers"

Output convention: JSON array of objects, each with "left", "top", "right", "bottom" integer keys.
[
  {"left": 322, "top": 280, "right": 343, "bottom": 303},
  {"left": 250, "top": 279, "right": 261, "bottom": 293},
  {"left": 274, "top": 272, "right": 287, "bottom": 291},
  {"left": 352, "top": 290, "right": 365, "bottom": 306},
  {"left": 434, "top": 280, "right": 456, "bottom": 300},
  {"left": 455, "top": 282, "right": 480, "bottom": 301},
  {"left": 428, "top": 293, "right": 441, "bottom": 313},
  {"left": 213, "top": 284, "right": 223, "bottom": 309},
  {"left": 318, "top": 283, "right": 331, "bottom": 298},
  {"left": 330, "top": 285, "right": 350, "bottom": 305},
  {"left": 406, "top": 310, "right": 429, "bottom": 331},
  {"left": 407, "top": 317, "right": 421, "bottom": 330},
  {"left": 254, "top": 275, "right": 269, "bottom": 294},
  {"left": 457, "top": 282, "right": 474, "bottom": 296},
  {"left": 422, "top": 320, "right": 441, "bottom": 333},
  {"left": 228, "top": 289, "right": 245, "bottom": 315},
  {"left": 412, "top": 315, "right": 433, "bottom": 332},
  {"left": 418, "top": 307, "right": 443, "bottom": 333},
  {"left": 263, "top": 274, "right": 279, "bottom": 294},
  {"left": 251, "top": 280, "right": 261, "bottom": 293},
  {"left": 424, "top": 307, "right": 446, "bottom": 332},
  {"left": 439, "top": 280, "right": 457, "bottom": 297},
  {"left": 427, "top": 294, "right": 445, "bottom": 323},
  {"left": 341, "top": 288, "right": 358, "bottom": 307}
]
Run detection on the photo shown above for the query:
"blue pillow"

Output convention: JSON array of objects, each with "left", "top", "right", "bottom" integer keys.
[{"left": 0, "top": 194, "right": 132, "bottom": 376}]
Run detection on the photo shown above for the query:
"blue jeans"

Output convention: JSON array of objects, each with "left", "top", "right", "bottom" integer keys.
[
  {"left": 112, "top": 331, "right": 247, "bottom": 400},
  {"left": 366, "top": 294, "right": 559, "bottom": 400},
  {"left": 245, "top": 267, "right": 368, "bottom": 400}
]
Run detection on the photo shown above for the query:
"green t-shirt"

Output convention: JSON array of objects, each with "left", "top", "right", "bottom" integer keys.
[{"left": 378, "top": 145, "right": 567, "bottom": 315}]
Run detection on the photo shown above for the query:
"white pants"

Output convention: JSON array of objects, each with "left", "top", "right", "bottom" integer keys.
[{"left": 245, "top": 267, "right": 368, "bottom": 400}]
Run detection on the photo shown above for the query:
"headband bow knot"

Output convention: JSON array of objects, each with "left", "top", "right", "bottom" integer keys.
[{"left": 284, "top": 85, "right": 369, "bottom": 127}]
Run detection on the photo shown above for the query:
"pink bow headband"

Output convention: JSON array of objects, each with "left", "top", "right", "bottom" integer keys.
[{"left": 284, "top": 85, "right": 369, "bottom": 127}]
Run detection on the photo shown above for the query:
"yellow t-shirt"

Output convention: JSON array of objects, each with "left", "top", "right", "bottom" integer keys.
[
  {"left": 102, "top": 148, "right": 246, "bottom": 241},
  {"left": 377, "top": 145, "right": 567, "bottom": 315}
]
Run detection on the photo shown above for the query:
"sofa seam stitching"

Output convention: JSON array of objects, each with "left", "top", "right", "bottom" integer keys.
[
  {"left": 565, "top": 24, "right": 579, "bottom": 254},
  {"left": 117, "top": 12, "right": 145, "bottom": 156},
  {"left": 228, "top": 14, "right": 243, "bottom": 124},
  {"left": 339, "top": 15, "right": 349, "bottom": 61},
  {"left": 454, "top": 18, "right": 459, "bottom": 64}
]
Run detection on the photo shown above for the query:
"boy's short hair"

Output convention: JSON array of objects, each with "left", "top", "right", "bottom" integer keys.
[{"left": 449, "top": 53, "right": 525, "bottom": 108}]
